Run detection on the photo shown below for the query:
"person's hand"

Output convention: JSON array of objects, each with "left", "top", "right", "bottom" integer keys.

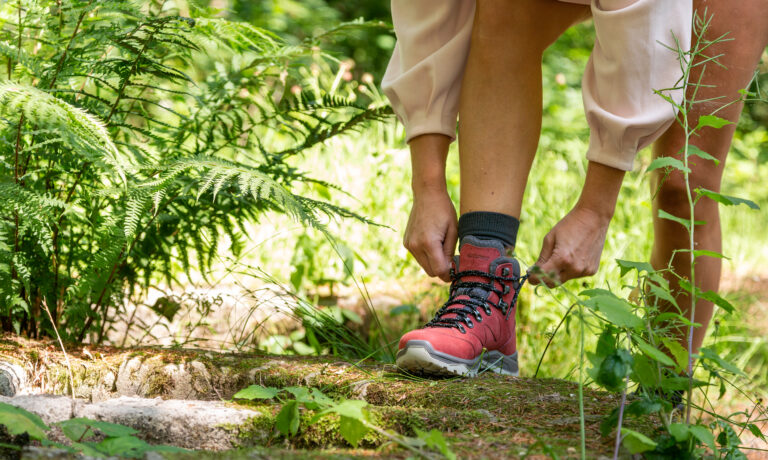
[
  {"left": 403, "top": 188, "right": 458, "bottom": 282},
  {"left": 528, "top": 204, "right": 612, "bottom": 287}
]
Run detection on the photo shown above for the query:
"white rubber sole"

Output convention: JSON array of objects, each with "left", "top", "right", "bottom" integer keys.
[{"left": 396, "top": 340, "right": 519, "bottom": 377}]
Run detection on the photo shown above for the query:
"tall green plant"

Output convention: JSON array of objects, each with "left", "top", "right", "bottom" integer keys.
[
  {"left": 594, "top": 11, "right": 763, "bottom": 458},
  {"left": 0, "top": 0, "right": 389, "bottom": 341},
  {"left": 534, "top": 11, "right": 765, "bottom": 459}
]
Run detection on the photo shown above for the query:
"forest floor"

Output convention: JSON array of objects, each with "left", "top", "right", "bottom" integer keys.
[{"left": 1, "top": 335, "right": 656, "bottom": 459}]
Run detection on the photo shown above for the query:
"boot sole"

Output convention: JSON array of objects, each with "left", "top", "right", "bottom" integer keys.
[{"left": 396, "top": 340, "right": 519, "bottom": 377}]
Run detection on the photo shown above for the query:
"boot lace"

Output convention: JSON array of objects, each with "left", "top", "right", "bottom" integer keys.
[{"left": 425, "top": 267, "right": 529, "bottom": 333}]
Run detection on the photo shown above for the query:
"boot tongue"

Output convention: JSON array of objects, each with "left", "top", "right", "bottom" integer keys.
[
  {"left": 456, "top": 236, "right": 506, "bottom": 271},
  {"left": 450, "top": 236, "right": 507, "bottom": 306}
]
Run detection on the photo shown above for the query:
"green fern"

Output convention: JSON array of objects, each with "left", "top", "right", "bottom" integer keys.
[{"left": 0, "top": 0, "right": 391, "bottom": 340}]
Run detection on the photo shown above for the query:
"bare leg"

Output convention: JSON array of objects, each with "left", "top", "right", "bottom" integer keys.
[
  {"left": 651, "top": 0, "right": 768, "bottom": 354},
  {"left": 458, "top": 0, "right": 590, "bottom": 217}
]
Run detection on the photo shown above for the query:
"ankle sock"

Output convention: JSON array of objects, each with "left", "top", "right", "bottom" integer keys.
[{"left": 457, "top": 211, "right": 519, "bottom": 248}]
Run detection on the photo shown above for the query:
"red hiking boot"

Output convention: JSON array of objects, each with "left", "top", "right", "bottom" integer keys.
[{"left": 396, "top": 236, "right": 527, "bottom": 377}]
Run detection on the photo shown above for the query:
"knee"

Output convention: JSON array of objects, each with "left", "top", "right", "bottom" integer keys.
[
  {"left": 653, "top": 169, "right": 721, "bottom": 217},
  {"left": 654, "top": 173, "right": 691, "bottom": 217}
]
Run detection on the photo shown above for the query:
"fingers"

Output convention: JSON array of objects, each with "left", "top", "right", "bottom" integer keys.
[
  {"left": 441, "top": 221, "right": 459, "bottom": 281},
  {"left": 529, "top": 232, "right": 598, "bottom": 287},
  {"left": 404, "top": 236, "right": 451, "bottom": 281},
  {"left": 529, "top": 232, "right": 556, "bottom": 286},
  {"left": 536, "top": 232, "right": 555, "bottom": 268},
  {"left": 425, "top": 238, "right": 452, "bottom": 282},
  {"left": 534, "top": 252, "right": 598, "bottom": 287}
]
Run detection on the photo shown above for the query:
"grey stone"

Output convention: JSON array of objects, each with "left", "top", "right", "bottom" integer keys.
[
  {"left": 3, "top": 394, "right": 267, "bottom": 451},
  {"left": 76, "top": 396, "right": 265, "bottom": 450},
  {"left": 0, "top": 395, "right": 82, "bottom": 424},
  {"left": 0, "top": 361, "right": 26, "bottom": 396}
]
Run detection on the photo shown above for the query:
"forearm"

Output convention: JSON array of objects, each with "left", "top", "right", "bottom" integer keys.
[
  {"left": 409, "top": 134, "right": 450, "bottom": 195},
  {"left": 576, "top": 161, "right": 626, "bottom": 220}
]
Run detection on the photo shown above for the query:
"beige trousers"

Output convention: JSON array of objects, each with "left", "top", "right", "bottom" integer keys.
[{"left": 381, "top": 0, "right": 693, "bottom": 171}]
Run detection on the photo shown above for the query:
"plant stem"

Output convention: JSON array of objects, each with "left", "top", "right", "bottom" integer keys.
[
  {"left": 41, "top": 300, "right": 76, "bottom": 400},
  {"left": 534, "top": 302, "right": 577, "bottom": 378},
  {"left": 578, "top": 302, "right": 586, "bottom": 459},
  {"left": 613, "top": 373, "right": 630, "bottom": 459},
  {"left": 48, "top": 0, "right": 93, "bottom": 90}
]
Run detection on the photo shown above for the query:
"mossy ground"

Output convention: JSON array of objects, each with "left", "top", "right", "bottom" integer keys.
[{"left": 2, "top": 335, "right": 655, "bottom": 458}]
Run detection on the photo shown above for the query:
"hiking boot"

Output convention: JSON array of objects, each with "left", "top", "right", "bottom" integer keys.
[{"left": 396, "top": 236, "right": 528, "bottom": 377}]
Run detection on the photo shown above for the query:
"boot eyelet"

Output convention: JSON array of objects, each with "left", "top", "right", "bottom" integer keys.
[
  {"left": 474, "top": 312, "right": 483, "bottom": 322},
  {"left": 503, "top": 285, "right": 510, "bottom": 295},
  {"left": 458, "top": 324, "right": 466, "bottom": 334},
  {"left": 484, "top": 306, "right": 492, "bottom": 316},
  {"left": 502, "top": 267, "right": 510, "bottom": 277},
  {"left": 465, "top": 319, "right": 474, "bottom": 329}
]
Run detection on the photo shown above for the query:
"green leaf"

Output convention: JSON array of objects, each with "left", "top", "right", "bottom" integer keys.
[
  {"left": 596, "top": 349, "right": 633, "bottom": 392},
  {"left": 284, "top": 387, "right": 311, "bottom": 403},
  {"left": 70, "top": 441, "right": 105, "bottom": 458},
  {"left": 696, "top": 188, "right": 759, "bottom": 210},
  {"left": 686, "top": 145, "right": 720, "bottom": 165},
  {"left": 647, "top": 157, "right": 691, "bottom": 173},
  {"left": 689, "top": 425, "right": 717, "bottom": 454},
  {"left": 699, "top": 347, "right": 744, "bottom": 376},
  {"left": 94, "top": 435, "right": 151, "bottom": 457},
  {"left": 59, "top": 418, "right": 138, "bottom": 439},
  {"left": 679, "top": 280, "right": 736, "bottom": 314},
  {"left": 615, "top": 259, "right": 654, "bottom": 278},
  {"left": 660, "top": 376, "right": 708, "bottom": 391},
  {"left": 309, "top": 388, "right": 334, "bottom": 407},
  {"left": 579, "top": 288, "right": 614, "bottom": 298},
  {"left": 233, "top": 385, "right": 280, "bottom": 400},
  {"left": 653, "top": 312, "right": 699, "bottom": 328},
  {"left": 325, "top": 399, "right": 368, "bottom": 422},
  {"left": 339, "top": 415, "right": 368, "bottom": 447},
  {"left": 657, "top": 209, "right": 691, "bottom": 230},
  {"left": 648, "top": 282, "right": 679, "bottom": 309},
  {"left": 634, "top": 338, "right": 676, "bottom": 368},
  {"left": 661, "top": 338, "right": 689, "bottom": 373},
  {"left": 595, "top": 328, "right": 617, "bottom": 359},
  {"left": 632, "top": 355, "right": 661, "bottom": 388},
  {"left": 688, "top": 425, "right": 718, "bottom": 453},
  {"left": 691, "top": 249, "right": 728, "bottom": 259},
  {"left": 0, "top": 403, "right": 49, "bottom": 440},
  {"left": 583, "top": 295, "right": 644, "bottom": 329},
  {"left": 292, "top": 341, "right": 316, "bottom": 355},
  {"left": 747, "top": 424, "right": 766, "bottom": 441},
  {"left": 621, "top": 428, "right": 658, "bottom": 454},
  {"left": 696, "top": 114, "right": 734, "bottom": 130},
  {"left": 414, "top": 428, "right": 457, "bottom": 460},
  {"left": 669, "top": 423, "right": 690, "bottom": 442},
  {"left": 275, "top": 400, "right": 300, "bottom": 437},
  {"left": 699, "top": 290, "right": 736, "bottom": 314}
]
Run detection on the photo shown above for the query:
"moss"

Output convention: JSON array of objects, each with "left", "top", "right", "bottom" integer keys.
[
  {"left": 228, "top": 413, "right": 275, "bottom": 447},
  {"left": 2, "top": 334, "right": 661, "bottom": 458}
]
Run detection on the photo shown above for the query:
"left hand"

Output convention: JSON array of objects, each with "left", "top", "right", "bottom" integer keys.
[{"left": 528, "top": 204, "right": 612, "bottom": 287}]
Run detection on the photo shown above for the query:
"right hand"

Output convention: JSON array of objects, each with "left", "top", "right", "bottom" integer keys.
[{"left": 403, "top": 188, "right": 458, "bottom": 282}]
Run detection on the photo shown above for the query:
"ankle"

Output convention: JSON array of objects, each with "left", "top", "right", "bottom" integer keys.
[{"left": 457, "top": 211, "right": 519, "bottom": 248}]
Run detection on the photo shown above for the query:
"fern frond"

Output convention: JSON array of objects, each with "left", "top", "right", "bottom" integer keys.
[{"left": 0, "top": 83, "right": 130, "bottom": 180}]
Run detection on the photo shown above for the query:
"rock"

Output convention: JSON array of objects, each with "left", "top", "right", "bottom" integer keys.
[
  {"left": 2, "top": 394, "right": 267, "bottom": 451},
  {"left": 77, "top": 396, "right": 265, "bottom": 450},
  {"left": 0, "top": 395, "right": 81, "bottom": 424},
  {"left": 0, "top": 361, "right": 26, "bottom": 396}
]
